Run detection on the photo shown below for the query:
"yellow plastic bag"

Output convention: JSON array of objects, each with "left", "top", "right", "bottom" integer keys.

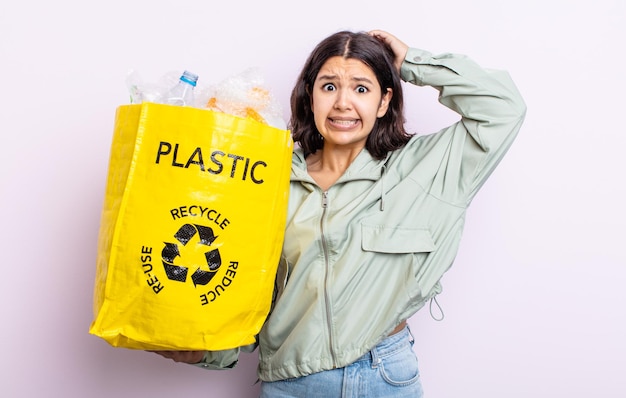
[{"left": 89, "top": 103, "right": 292, "bottom": 351}]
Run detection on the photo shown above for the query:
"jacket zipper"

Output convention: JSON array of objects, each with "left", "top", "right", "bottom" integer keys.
[{"left": 320, "top": 190, "right": 338, "bottom": 367}]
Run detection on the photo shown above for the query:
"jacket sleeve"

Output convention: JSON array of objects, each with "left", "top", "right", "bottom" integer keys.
[
  {"left": 191, "top": 343, "right": 257, "bottom": 370},
  {"left": 400, "top": 48, "right": 527, "bottom": 204}
]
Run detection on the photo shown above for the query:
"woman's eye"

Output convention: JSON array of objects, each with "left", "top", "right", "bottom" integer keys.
[
  {"left": 322, "top": 83, "right": 336, "bottom": 91},
  {"left": 356, "top": 86, "right": 368, "bottom": 94}
]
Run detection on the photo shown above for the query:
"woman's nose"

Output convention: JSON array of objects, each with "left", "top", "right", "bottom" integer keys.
[{"left": 333, "top": 90, "right": 351, "bottom": 110}]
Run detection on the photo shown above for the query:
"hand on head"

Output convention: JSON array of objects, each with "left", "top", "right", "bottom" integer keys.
[{"left": 368, "top": 30, "right": 409, "bottom": 73}]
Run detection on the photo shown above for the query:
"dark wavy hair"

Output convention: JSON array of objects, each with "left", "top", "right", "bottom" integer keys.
[{"left": 289, "top": 31, "right": 410, "bottom": 160}]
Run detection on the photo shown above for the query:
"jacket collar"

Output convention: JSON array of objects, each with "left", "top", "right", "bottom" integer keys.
[
  {"left": 291, "top": 147, "right": 392, "bottom": 211},
  {"left": 291, "top": 147, "right": 388, "bottom": 185}
]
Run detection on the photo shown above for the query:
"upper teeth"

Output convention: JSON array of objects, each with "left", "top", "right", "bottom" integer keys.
[{"left": 334, "top": 119, "right": 356, "bottom": 126}]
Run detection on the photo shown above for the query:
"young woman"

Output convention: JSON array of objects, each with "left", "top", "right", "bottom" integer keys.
[{"left": 155, "top": 29, "right": 526, "bottom": 397}]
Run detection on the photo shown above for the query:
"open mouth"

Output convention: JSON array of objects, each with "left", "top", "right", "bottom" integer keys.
[{"left": 329, "top": 118, "right": 359, "bottom": 127}]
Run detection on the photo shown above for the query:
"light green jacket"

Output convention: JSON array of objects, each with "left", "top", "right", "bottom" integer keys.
[{"left": 195, "top": 48, "right": 526, "bottom": 381}]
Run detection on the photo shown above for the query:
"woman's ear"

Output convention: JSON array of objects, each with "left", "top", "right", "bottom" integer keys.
[{"left": 377, "top": 88, "right": 393, "bottom": 118}]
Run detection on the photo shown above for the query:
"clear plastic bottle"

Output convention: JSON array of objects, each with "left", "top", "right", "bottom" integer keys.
[{"left": 164, "top": 70, "right": 199, "bottom": 106}]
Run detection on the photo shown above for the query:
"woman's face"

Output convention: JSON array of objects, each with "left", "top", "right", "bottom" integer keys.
[{"left": 310, "top": 56, "right": 392, "bottom": 151}]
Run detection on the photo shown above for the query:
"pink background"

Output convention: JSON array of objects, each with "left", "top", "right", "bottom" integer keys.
[{"left": 1, "top": 0, "right": 624, "bottom": 397}]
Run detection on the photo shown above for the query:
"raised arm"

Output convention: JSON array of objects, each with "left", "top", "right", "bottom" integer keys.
[{"left": 372, "top": 30, "right": 527, "bottom": 203}]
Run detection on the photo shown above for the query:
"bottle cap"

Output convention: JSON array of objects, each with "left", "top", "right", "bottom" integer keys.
[{"left": 180, "top": 70, "right": 198, "bottom": 87}]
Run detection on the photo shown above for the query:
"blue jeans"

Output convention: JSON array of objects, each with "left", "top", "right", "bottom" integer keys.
[{"left": 259, "top": 326, "right": 424, "bottom": 398}]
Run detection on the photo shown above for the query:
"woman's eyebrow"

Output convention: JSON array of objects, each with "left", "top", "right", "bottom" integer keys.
[{"left": 316, "top": 74, "right": 374, "bottom": 85}]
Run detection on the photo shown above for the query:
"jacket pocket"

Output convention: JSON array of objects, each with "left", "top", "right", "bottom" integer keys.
[{"left": 361, "top": 224, "right": 436, "bottom": 254}]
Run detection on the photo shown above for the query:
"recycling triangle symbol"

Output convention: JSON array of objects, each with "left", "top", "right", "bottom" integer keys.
[{"left": 161, "top": 223, "right": 222, "bottom": 287}]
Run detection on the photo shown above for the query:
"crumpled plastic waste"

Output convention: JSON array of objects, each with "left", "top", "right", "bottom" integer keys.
[
  {"left": 125, "top": 67, "right": 286, "bottom": 130},
  {"left": 197, "top": 68, "right": 285, "bottom": 129}
]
